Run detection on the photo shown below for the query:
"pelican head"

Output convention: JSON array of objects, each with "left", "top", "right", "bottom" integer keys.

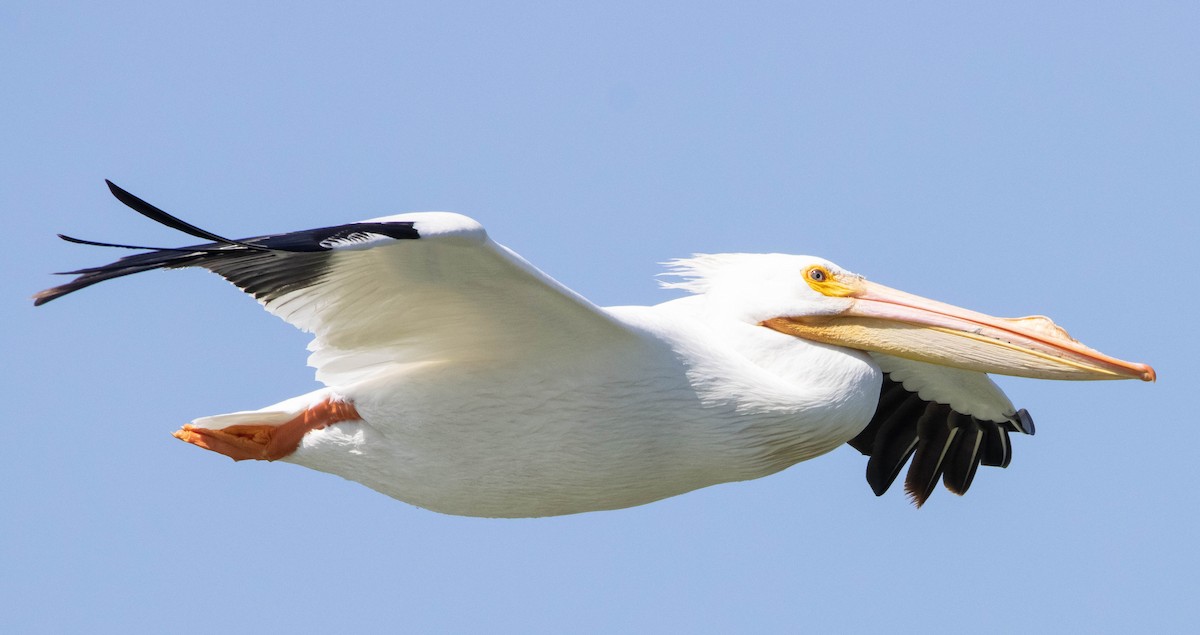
[{"left": 663, "top": 253, "right": 1155, "bottom": 382}]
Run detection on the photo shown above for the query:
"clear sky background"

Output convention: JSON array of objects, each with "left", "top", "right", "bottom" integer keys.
[{"left": 3, "top": 2, "right": 1196, "bottom": 633}]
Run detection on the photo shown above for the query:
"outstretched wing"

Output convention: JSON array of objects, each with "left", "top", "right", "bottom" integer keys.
[
  {"left": 36, "top": 182, "right": 639, "bottom": 385},
  {"left": 848, "top": 353, "right": 1035, "bottom": 506}
]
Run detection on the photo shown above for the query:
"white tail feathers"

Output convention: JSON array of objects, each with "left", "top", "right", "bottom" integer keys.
[{"left": 189, "top": 388, "right": 335, "bottom": 430}]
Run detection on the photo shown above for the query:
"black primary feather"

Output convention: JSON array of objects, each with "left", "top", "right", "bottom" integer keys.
[
  {"left": 847, "top": 375, "right": 909, "bottom": 455},
  {"left": 103, "top": 180, "right": 268, "bottom": 250},
  {"left": 941, "top": 414, "right": 984, "bottom": 496},
  {"left": 863, "top": 391, "right": 926, "bottom": 496},
  {"left": 34, "top": 181, "right": 419, "bottom": 306},
  {"left": 980, "top": 423, "right": 1013, "bottom": 468},
  {"left": 849, "top": 373, "right": 1034, "bottom": 505},
  {"left": 903, "top": 402, "right": 956, "bottom": 507}
]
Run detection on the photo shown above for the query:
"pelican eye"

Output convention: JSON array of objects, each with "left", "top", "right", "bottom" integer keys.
[{"left": 804, "top": 265, "right": 855, "bottom": 297}]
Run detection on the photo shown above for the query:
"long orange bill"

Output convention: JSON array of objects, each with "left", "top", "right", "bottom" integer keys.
[{"left": 763, "top": 280, "right": 1155, "bottom": 381}]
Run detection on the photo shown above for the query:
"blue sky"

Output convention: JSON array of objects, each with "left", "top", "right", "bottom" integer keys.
[{"left": 3, "top": 2, "right": 1196, "bottom": 633}]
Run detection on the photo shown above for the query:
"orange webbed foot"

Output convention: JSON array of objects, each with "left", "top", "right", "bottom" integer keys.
[{"left": 174, "top": 399, "right": 361, "bottom": 461}]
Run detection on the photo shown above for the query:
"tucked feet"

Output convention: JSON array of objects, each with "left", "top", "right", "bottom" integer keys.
[{"left": 174, "top": 399, "right": 361, "bottom": 461}]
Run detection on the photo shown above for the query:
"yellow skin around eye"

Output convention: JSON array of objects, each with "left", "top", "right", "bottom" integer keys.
[{"left": 803, "top": 265, "right": 858, "bottom": 298}]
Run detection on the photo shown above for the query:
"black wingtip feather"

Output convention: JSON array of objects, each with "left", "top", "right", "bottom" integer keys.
[
  {"left": 903, "top": 403, "right": 955, "bottom": 507},
  {"left": 941, "top": 415, "right": 984, "bottom": 496},
  {"left": 32, "top": 290, "right": 55, "bottom": 306},
  {"left": 56, "top": 233, "right": 200, "bottom": 252},
  {"left": 103, "top": 180, "right": 267, "bottom": 251},
  {"left": 848, "top": 377, "right": 909, "bottom": 455},
  {"left": 980, "top": 423, "right": 1013, "bottom": 468},
  {"left": 36, "top": 181, "right": 424, "bottom": 308},
  {"left": 850, "top": 372, "right": 1034, "bottom": 506},
  {"left": 864, "top": 393, "right": 926, "bottom": 496},
  {"left": 1015, "top": 409, "right": 1036, "bottom": 435}
]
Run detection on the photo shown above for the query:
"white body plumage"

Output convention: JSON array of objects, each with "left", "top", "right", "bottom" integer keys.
[{"left": 280, "top": 299, "right": 881, "bottom": 517}]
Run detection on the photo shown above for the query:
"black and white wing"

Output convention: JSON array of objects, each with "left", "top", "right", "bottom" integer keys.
[
  {"left": 848, "top": 353, "right": 1035, "bottom": 506},
  {"left": 36, "top": 182, "right": 639, "bottom": 385}
]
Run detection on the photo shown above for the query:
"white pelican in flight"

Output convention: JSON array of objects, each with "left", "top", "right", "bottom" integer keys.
[{"left": 35, "top": 182, "right": 1155, "bottom": 517}]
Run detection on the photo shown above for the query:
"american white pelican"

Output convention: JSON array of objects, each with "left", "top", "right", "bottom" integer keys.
[{"left": 35, "top": 182, "right": 1155, "bottom": 516}]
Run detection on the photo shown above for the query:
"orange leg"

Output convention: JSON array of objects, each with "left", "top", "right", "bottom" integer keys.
[{"left": 173, "top": 399, "right": 361, "bottom": 461}]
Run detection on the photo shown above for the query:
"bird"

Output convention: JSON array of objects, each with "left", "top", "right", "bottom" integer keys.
[{"left": 35, "top": 181, "right": 1156, "bottom": 517}]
